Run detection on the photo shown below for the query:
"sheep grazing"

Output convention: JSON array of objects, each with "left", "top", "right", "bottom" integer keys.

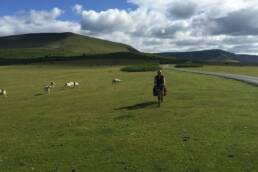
[
  {"left": 64, "top": 82, "right": 73, "bottom": 88},
  {"left": 64, "top": 81, "right": 79, "bottom": 88},
  {"left": 112, "top": 78, "right": 122, "bottom": 84},
  {"left": 44, "top": 82, "right": 56, "bottom": 95},
  {"left": 44, "top": 85, "right": 52, "bottom": 95},
  {"left": 0, "top": 89, "right": 7, "bottom": 97},
  {"left": 74, "top": 82, "right": 79, "bottom": 87},
  {"left": 50, "top": 81, "right": 56, "bottom": 88}
]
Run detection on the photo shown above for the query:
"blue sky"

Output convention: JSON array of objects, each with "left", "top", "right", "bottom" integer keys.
[{"left": 0, "top": 0, "right": 135, "bottom": 20}]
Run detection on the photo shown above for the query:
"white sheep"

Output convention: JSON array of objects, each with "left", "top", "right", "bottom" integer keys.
[
  {"left": 44, "top": 85, "right": 52, "bottom": 95},
  {"left": 64, "top": 81, "right": 79, "bottom": 88},
  {"left": 74, "top": 82, "right": 79, "bottom": 87},
  {"left": 50, "top": 81, "right": 56, "bottom": 88},
  {"left": 112, "top": 78, "right": 122, "bottom": 84},
  {"left": 64, "top": 81, "right": 73, "bottom": 88},
  {"left": 44, "top": 82, "right": 56, "bottom": 95},
  {"left": 0, "top": 89, "right": 7, "bottom": 97}
]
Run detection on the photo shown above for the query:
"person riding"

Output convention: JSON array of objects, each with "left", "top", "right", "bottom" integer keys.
[{"left": 153, "top": 70, "right": 166, "bottom": 99}]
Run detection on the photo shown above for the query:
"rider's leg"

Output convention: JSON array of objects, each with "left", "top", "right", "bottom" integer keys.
[
  {"left": 157, "top": 90, "right": 161, "bottom": 106},
  {"left": 158, "top": 94, "right": 161, "bottom": 107},
  {"left": 161, "top": 86, "right": 164, "bottom": 102}
]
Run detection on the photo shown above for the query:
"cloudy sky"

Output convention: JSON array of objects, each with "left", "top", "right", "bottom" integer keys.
[{"left": 1, "top": 0, "right": 258, "bottom": 54}]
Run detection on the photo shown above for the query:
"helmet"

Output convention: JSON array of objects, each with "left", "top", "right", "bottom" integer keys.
[{"left": 157, "top": 70, "right": 162, "bottom": 74}]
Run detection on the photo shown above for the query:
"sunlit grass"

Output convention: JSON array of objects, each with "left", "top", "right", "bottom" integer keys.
[{"left": 0, "top": 65, "right": 258, "bottom": 171}]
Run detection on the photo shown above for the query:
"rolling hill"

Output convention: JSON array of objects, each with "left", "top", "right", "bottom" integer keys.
[
  {"left": 158, "top": 49, "right": 258, "bottom": 64},
  {"left": 0, "top": 32, "right": 179, "bottom": 65},
  {"left": 236, "top": 54, "right": 258, "bottom": 64},
  {"left": 3, "top": 32, "right": 258, "bottom": 65},
  {"left": 0, "top": 32, "right": 138, "bottom": 59}
]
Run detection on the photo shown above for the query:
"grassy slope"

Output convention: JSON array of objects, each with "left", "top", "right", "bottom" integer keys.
[
  {"left": 195, "top": 66, "right": 258, "bottom": 77},
  {"left": 158, "top": 49, "right": 239, "bottom": 62},
  {"left": 0, "top": 33, "right": 136, "bottom": 59},
  {"left": 1, "top": 65, "right": 258, "bottom": 171}
]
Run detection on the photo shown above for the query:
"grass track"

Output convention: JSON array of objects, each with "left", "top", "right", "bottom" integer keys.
[{"left": 1, "top": 65, "right": 258, "bottom": 171}]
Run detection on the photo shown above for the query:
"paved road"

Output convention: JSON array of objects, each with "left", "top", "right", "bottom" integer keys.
[{"left": 166, "top": 66, "right": 258, "bottom": 87}]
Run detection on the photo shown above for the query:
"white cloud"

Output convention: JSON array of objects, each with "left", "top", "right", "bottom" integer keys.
[
  {"left": 0, "top": 8, "right": 81, "bottom": 36},
  {"left": 81, "top": 9, "right": 133, "bottom": 33},
  {"left": 78, "top": 0, "right": 258, "bottom": 54},
  {"left": 1, "top": 1, "right": 258, "bottom": 54},
  {"left": 73, "top": 4, "right": 83, "bottom": 14}
]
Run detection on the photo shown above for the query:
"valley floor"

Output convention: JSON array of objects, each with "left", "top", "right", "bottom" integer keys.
[{"left": 0, "top": 65, "right": 258, "bottom": 171}]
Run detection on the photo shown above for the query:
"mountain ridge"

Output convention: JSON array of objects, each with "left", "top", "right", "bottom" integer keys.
[
  {"left": 0, "top": 32, "right": 138, "bottom": 59},
  {"left": 1, "top": 32, "right": 258, "bottom": 64},
  {"left": 157, "top": 49, "right": 258, "bottom": 64}
]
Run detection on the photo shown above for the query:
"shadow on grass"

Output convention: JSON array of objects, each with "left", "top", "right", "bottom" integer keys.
[
  {"left": 114, "top": 101, "right": 157, "bottom": 111},
  {"left": 34, "top": 93, "right": 44, "bottom": 96}
]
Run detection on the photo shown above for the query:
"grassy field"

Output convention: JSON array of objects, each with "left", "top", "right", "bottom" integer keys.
[
  {"left": 195, "top": 65, "right": 258, "bottom": 77},
  {"left": 1, "top": 65, "right": 258, "bottom": 171}
]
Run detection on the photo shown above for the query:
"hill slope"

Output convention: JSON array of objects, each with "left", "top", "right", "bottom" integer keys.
[
  {"left": 158, "top": 49, "right": 258, "bottom": 64},
  {"left": 236, "top": 54, "right": 258, "bottom": 64},
  {"left": 158, "top": 49, "right": 240, "bottom": 63},
  {"left": 0, "top": 32, "right": 137, "bottom": 59}
]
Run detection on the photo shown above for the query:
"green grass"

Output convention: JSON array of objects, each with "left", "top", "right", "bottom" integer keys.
[
  {"left": 195, "top": 65, "right": 258, "bottom": 76},
  {"left": 1, "top": 65, "right": 258, "bottom": 171}
]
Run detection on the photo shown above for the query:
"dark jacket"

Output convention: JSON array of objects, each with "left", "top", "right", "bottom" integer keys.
[{"left": 154, "top": 75, "right": 165, "bottom": 87}]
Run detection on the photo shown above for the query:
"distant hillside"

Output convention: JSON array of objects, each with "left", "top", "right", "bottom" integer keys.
[
  {"left": 158, "top": 49, "right": 239, "bottom": 63},
  {"left": 4, "top": 32, "right": 258, "bottom": 65},
  {"left": 0, "top": 32, "right": 138, "bottom": 59},
  {"left": 158, "top": 49, "right": 258, "bottom": 64},
  {"left": 236, "top": 54, "right": 258, "bottom": 64}
]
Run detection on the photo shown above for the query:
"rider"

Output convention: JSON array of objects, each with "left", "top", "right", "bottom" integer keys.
[{"left": 154, "top": 70, "right": 166, "bottom": 100}]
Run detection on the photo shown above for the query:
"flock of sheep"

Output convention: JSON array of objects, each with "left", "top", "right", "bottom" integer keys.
[
  {"left": 44, "top": 81, "right": 80, "bottom": 95},
  {"left": 0, "top": 78, "right": 122, "bottom": 97}
]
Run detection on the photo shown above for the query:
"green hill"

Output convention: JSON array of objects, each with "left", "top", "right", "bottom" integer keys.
[
  {"left": 158, "top": 49, "right": 239, "bottom": 63},
  {"left": 158, "top": 49, "right": 258, "bottom": 64},
  {"left": 0, "top": 32, "right": 138, "bottom": 59},
  {"left": 0, "top": 32, "right": 179, "bottom": 65}
]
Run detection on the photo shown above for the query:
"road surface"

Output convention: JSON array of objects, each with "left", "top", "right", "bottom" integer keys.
[{"left": 166, "top": 66, "right": 258, "bottom": 87}]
